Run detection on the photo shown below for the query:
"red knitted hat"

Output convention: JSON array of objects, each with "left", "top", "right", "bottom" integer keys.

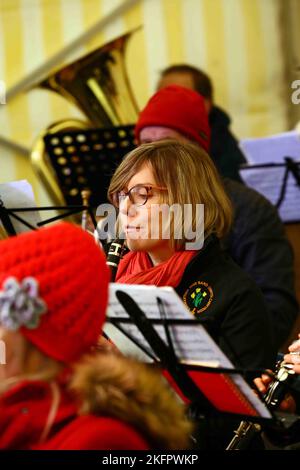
[
  {"left": 135, "top": 85, "right": 211, "bottom": 151},
  {"left": 0, "top": 223, "right": 110, "bottom": 363}
]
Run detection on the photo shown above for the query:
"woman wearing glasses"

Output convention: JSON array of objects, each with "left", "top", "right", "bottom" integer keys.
[{"left": 108, "top": 140, "right": 276, "bottom": 370}]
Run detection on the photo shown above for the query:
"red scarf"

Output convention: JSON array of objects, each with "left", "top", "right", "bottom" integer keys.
[
  {"left": 0, "top": 379, "right": 77, "bottom": 450},
  {"left": 116, "top": 250, "right": 197, "bottom": 287}
]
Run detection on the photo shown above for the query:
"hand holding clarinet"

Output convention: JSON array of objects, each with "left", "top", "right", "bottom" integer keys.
[
  {"left": 227, "top": 336, "right": 300, "bottom": 449},
  {"left": 254, "top": 334, "right": 300, "bottom": 414}
]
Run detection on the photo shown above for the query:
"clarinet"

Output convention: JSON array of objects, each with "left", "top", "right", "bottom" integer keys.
[
  {"left": 81, "top": 189, "right": 91, "bottom": 231},
  {"left": 226, "top": 361, "right": 296, "bottom": 450},
  {"left": 106, "top": 239, "right": 127, "bottom": 282}
]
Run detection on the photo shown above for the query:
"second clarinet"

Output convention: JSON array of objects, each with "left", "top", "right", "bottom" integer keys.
[{"left": 226, "top": 361, "right": 296, "bottom": 450}]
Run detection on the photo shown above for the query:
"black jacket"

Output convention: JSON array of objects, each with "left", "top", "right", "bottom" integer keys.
[
  {"left": 176, "top": 236, "right": 276, "bottom": 370},
  {"left": 208, "top": 107, "right": 298, "bottom": 347},
  {"left": 222, "top": 178, "right": 299, "bottom": 350},
  {"left": 209, "top": 106, "right": 246, "bottom": 183}
]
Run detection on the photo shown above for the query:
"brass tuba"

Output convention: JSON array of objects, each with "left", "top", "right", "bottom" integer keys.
[{"left": 31, "top": 31, "right": 139, "bottom": 204}]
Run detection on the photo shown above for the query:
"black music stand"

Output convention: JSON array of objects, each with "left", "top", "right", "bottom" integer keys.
[
  {"left": 108, "top": 286, "right": 269, "bottom": 421},
  {"left": 0, "top": 197, "right": 17, "bottom": 236},
  {"left": 108, "top": 289, "right": 277, "bottom": 450},
  {"left": 43, "top": 125, "right": 136, "bottom": 207},
  {"left": 240, "top": 157, "right": 300, "bottom": 224},
  {"left": 108, "top": 290, "right": 300, "bottom": 450},
  {"left": 0, "top": 199, "right": 97, "bottom": 237},
  {"left": 275, "top": 157, "right": 300, "bottom": 209}
]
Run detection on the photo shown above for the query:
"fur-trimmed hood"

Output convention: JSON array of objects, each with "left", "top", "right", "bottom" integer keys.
[{"left": 70, "top": 352, "right": 193, "bottom": 450}]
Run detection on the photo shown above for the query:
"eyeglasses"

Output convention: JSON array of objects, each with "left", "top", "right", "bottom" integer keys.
[{"left": 112, "top": 184, "right": 168, "bottom": 208}]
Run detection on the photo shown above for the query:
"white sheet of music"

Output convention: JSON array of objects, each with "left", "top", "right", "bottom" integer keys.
[
  {"left": 239, "top": 166, "right": 300, "bottom": 222},
  {"left": 240, "top": 130, "right": 300, "bottom": 164},
  {"left": 105, "top": 283, "right": 271, "bottom": 418},
  {"left": 0, "top": 180, "right": 41, "bottom": 233},
  {"left": 239, "top": 131, "right": 300, "bottom": 222}
]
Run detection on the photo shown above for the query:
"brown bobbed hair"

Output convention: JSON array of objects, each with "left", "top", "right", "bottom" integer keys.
[{"left": 108, "top": 140, "right": 232, "bottom": 249}]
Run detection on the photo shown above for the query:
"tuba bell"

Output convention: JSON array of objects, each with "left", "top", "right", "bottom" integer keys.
[{"left": 31, "top": 31, "right": 139, "bottom": 205}]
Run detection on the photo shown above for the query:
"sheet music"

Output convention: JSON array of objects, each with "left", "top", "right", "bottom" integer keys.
[
  {"left": 106, "top": 283, "right": 271, "bottom": 418},
  {"left": 108, "top": 284, "right": 230, "bottom": 365},
  {"left": 239, "top": 166, "right": 300, "bottom": 222},
  {"left": 239, "top": 131, "right": 300, "bottom": 222},
  {"left": 240, "top": 130, "right": 300, "bottom": 164},
  {"left": 0, "top": 180, "right": 41, "bottom": 233}
]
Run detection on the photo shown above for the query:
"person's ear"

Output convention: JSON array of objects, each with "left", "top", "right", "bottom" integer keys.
[{"left": 204, "top": 98, "right": 212, "bottom": 114}]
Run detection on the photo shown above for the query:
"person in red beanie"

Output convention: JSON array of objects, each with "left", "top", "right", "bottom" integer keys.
[
  {"left": 157, "top": 65, "right": 246, "bottom": 182},
  {"left": 0, "top": 222, "right": 192, "bottom": 450},
  {"left": 135, "top": 85, "right": 210, "bottom": 152},
  {"left": 134, "top": 85, "right": 298, "bottom": 353}
]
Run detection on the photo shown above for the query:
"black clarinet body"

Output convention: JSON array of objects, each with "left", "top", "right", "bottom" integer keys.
[
  {"left": 226, "top": 361, "right": 296, "bottom": 450},
  {"left": 106, "top": 239, "right": 126, "bottom": 281}
]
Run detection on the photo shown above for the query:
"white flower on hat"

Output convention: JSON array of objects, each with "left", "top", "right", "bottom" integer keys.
[{"left": 0, "top": 277, "right": 47, "bottom": 330}]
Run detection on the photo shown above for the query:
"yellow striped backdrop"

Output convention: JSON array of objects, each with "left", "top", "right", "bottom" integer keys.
[{"left": 0, "top": 0, "right": 296, "bottom": 203}]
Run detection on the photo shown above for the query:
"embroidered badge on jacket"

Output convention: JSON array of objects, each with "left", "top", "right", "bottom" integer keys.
[{"left": 183, "top": 281, "right": 213, "bottom": 315}]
